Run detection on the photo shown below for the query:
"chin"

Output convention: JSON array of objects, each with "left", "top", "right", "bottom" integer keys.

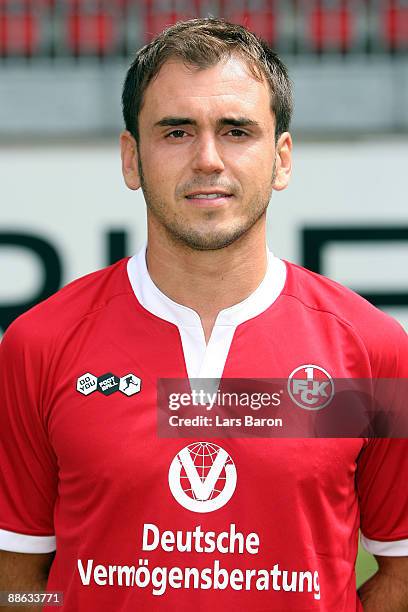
[{"left": 169, "top": 225, "right": 251, "bottom": 251}]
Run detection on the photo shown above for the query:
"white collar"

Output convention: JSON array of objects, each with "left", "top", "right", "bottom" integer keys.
[{"left": 127, "top": 245, "right": 286, "bottom": 378}]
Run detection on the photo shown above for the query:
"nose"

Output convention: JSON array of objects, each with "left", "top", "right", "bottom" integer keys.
[{"left": 191, "top": 134, "right": 225, "bottom": 174}]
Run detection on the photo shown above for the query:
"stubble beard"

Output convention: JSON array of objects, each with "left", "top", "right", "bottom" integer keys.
[{"left": 138, "top": 156, "right": 275, "bottom": 251}]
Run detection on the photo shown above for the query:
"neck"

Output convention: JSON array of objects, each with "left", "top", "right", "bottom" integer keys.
[{"left": 145, "top": 216, "right": 268, "bottom": 342}]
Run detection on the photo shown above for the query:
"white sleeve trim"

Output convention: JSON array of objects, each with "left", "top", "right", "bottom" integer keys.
[
  {"left": 361, "top": 534, "right": 408, "bottom": 556},
  {"left": 0, "top": 529, "right": 56, "bottom": 553}
]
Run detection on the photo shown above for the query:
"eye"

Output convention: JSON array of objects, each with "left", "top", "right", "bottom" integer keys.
[
  {"left": 166, "top": 129, "right": 188, "bottom": 139},
  {"left": 228, "top": 129, "right": 248, "bottom": 138}
]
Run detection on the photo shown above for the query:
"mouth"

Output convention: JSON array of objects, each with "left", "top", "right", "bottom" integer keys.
[{"left": 185, "top": 192, "right": 233, "bottom": 206}]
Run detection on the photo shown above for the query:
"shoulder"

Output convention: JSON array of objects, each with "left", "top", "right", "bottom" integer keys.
[
  {"left": 1, "top": 258, "right": 132, "bottom": 355},
  {"left": 282, "top": 260, "right": 407, "bottom": 376}
]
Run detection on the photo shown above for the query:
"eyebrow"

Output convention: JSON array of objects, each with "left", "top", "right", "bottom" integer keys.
[{"left": 154, "top": 116, "right": 260, "bottom": 129}]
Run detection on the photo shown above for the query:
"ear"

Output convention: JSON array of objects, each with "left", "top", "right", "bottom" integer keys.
[
  {"left": 272, "top": 131, "right": 292, "bottom": 192},
  {"left": 120, "top": 130, "right": 141, "bottom": 190}
]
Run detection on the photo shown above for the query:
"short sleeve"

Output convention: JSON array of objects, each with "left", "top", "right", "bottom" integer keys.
[
  {"left": 0, "top": 316, "right": 58, "bottom": 553},
  {"left": 358, "top": 319, "right": 408, "bottom": 556},
  {"left": 357, "top": 438, "right": 408, "bottom": 556}
]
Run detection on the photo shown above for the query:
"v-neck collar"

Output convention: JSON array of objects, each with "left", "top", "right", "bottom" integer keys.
[{"left": 127, "top": 245, "right": 286, "bottom": 379}]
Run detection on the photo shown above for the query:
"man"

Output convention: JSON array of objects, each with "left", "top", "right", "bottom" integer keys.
[{"left": 1, "top": 18, "right": 407, "bottom": 611}]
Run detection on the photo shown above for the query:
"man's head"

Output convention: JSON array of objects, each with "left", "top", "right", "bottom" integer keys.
[
  {"left": 122, "top": 18, "right": 293, "bottom": 144},
  {"left": 121, "top": 18, "right": 293, "bottom": 251}
]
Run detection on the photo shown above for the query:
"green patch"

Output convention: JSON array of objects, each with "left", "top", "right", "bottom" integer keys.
[{"left": 356, "top": 543, "right": 378, "bottom": 588}]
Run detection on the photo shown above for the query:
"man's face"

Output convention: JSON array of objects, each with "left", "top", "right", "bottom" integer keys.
[{"left": 122, "top": 54, "right": 291, "bottom": 250}]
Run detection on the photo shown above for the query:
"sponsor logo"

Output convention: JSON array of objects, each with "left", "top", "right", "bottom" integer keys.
[
  {"left": 76, "top": 372, "right": 97, "bottom": 396},
  {"left": 168, "top": 442, "right": 237, "bottom": 513},
  {"left": 119, "top": 373, "right": 142, "bottom": 396},
  {"left": 97, "top": 373, "right": 120, "bottom": 396},
  {"left": 76, "top": 372, "right": 141, "bottom": 397},
  {"left": 288, "top": 364, "right": 334, "bottom": 410}
]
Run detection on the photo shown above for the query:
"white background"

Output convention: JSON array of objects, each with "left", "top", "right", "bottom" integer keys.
[{"left": 1, "top": 137, "right": 407, "bottom": 329}]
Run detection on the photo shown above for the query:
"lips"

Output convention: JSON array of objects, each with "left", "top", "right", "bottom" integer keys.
[{"left": 185, "top": 192, "right": 232, "bottom": 200}]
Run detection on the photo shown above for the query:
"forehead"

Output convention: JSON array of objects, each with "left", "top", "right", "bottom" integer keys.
[{"left": 140, "top": 55, "right": 273, "bottom": 125}]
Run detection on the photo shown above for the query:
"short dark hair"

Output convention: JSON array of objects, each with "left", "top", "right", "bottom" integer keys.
[{"left": 122, "top": 17, "right": 293, "bottom": 142}]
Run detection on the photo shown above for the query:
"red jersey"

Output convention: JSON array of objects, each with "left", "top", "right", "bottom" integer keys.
[{"left": 1, "top": 248, "right": 407, "bottom": 611}]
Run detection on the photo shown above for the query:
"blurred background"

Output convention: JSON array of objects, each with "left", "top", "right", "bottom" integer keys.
[{"left": 1, "top": 0, "right": 407, "bottom": 583}]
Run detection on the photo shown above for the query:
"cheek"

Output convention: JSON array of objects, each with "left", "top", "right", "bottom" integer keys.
[
  {"left": 143, "top": 145, "right": 182, "bottom": 186},
  {"left": 233, "top": 150, "right": 275, "bottom": 190},
  {"left": 142, "top": 157, "right": 169, "bottom": 192},
  {"left": 253, "top": 142, "right": 275, "bottom": 167},
  {"left": 234, "top": 140, "right": 275, "bottom": 171}
]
